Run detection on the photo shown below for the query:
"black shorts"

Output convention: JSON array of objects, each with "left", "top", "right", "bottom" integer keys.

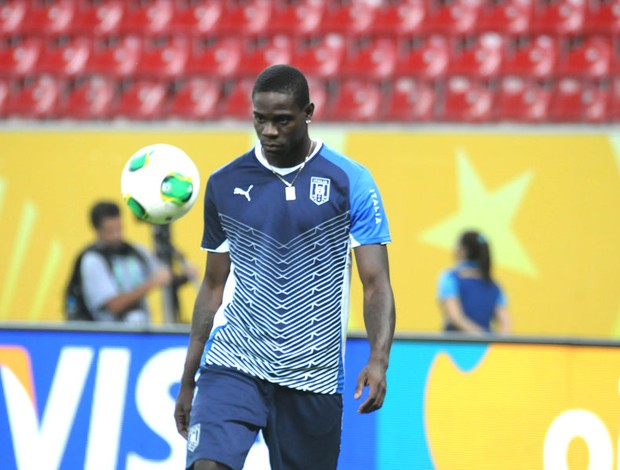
[{"left": 186, "top": 365, "right": 343, "bottom": 470}]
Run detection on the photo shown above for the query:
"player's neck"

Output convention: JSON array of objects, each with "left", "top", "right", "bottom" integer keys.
[{"left": 267, "top": 138, "right": 314, "bottom": 169}]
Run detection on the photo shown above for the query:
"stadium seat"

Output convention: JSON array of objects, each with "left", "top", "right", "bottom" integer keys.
[
  {"left": 441, "top": 76, "right": 495, "bottom": 122},
  {"left": 307, "top": 76, "right": 328, "bottom": 120},
  {"left": 269, "top": 0, "right": 326, "bottom": 36},
  {"left": 394, "top": 35, "right": 450, "bottom": 80},
  {"left": 548, "top": 78, "right": 609, "bottom": 122},
  {"left": 556, "top": 36, "right": 612, "bottom": 80},
  {"left": 119, "top": 0, "right": 173, "bottom": 37},
  {"left": 5, "top": 75, "right": 63, "bottom": 119},
  {"left": 87, "top": 36, "right": 143, "bottom": 78},
  {"left": 423, "top": 0, "right": 481, "bottom": 35},
  {"left": 68, "top": 0, "right": 124, "bottom": 37},
  {"left": 382, "top": 78, "right": 436, "bottom": 121},
  {"left": 0, "top": 0, "right": 27, "bottom": 38},
  {"left": 0, "top": 37, "right": 43, "bottom": 78},
  {"left": 167, "top": 77, "right": 221, "bottom": 120},
  {"left": 236, "top": 35, "right": 294, "bottom": 77},
  {"left": 475, "top": 0, "right": 534, "bottom": 35},
  {"left": 212, "top": 0, "right": 273, "bottom": 37},
  {"left": 370, "top": 0, "right": 426, "bottom": 37},
  {"left": 501, "top": 35, "right": 558, "bottom": 79},
  {"left": 38, "top": 37, "right": 92, "bottom": 77},
  {"left": 59, "top": 75, "right": 117, "bottom": 119},
  {"left": 610, "top": 77, "right": 620, "bottom": 120},
  {"left": 0, "top": 78, "right": 9, "bottom": 117},
  {"left": 530, "top": 0, "right": 586, "bottom": 36},
  {"left": 584, "top": 0, "right": 620, "bottom": 34},
  {"left": 496, "top": 76, "right": 552, "bottom": 122},
  {"left": 167, "top": 1, "right": 223, "bottom": 37},
  {"left": 316, "top": 1, "right": 377, "bottom": 36},
  {"left": 137, "top": 37, "right": 190, "bottom": 79},
  {"left": 219, "top": 79, "right": 254, "bottom": 119},
  {"left": 325, "top": 79, "right": 382, "bottom": 122},
  {"left": 291, "top": 34, "right": 346, "bottom": 80},
  {"left": 20, "top": 0, "right": 76, "bottom": 37},
  {"left": 186, "top": 36, "right": 243, "bottom": 79},
  {"left": 342, "top": 37, "right": 398, "bottom": 80},
  {"left": 449, "top": 32, "right": 505, "bottom": 79},
  {"left": 116, "top": 79, "right": 169, "bottom": 120}
]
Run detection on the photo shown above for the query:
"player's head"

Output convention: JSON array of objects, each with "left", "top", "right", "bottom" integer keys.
[
  {"left": 457, "top": 230, "right": 492, "bottom": 282},
  {"left": 251, "top": 64, "right": 314, "bottom": 163},
  {"left": 91, "top": 201, "right": 123, "bottom": 246}
]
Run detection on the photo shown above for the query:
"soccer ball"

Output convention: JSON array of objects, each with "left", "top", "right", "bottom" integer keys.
[{"left": 121, "top": 143, "right": 200, "bottom": 225}]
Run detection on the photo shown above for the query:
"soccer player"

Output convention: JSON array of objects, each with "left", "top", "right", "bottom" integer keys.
[{"left": 174, "top": 64, "right": 396, "bottom": 470}]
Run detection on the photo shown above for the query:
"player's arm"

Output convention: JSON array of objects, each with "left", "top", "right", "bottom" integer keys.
[
  {"left": 440, "top": 297, "right": 486, "bottom": 334},
  {"left": 174, "top": 251, "right": 231, "bottom": 438},
  {"left": 353, "top": 243, "right": 395, "bottom": 414}
]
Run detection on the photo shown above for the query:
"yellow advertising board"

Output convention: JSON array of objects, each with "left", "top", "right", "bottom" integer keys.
[{"left": 0, "top": 128, "right": 618, "bottom": 338}]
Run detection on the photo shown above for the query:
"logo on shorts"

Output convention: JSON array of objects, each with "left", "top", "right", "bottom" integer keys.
[
  {"left": 310, "top": 177, "right": 330, "bottom": 206},
  {"left": 187, "top": 424, "right": 201, "bottom": 452}
]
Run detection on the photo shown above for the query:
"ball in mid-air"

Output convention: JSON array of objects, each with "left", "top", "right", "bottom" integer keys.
[{"left": 121, "top": 143, "right": 200, "bottom": 224}]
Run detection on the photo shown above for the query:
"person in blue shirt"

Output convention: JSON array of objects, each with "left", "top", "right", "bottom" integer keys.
[
  {"left": 437, "top": 230, "right": 511, "bottom": 334},
  {"left": 174, "top": 64, "right": 396, "bottom": 470}
]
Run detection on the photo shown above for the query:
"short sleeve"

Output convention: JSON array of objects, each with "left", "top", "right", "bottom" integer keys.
[
  {"left": 349, "top": 168, "right": 391, "bottom": 247},
  {"left": 81, "top": 252, "right": 119, "bottom": 313},
  {"left": 438, "top": 271, "right": 458, "bottom": 300},
  {"left": 496, "top": 286, "right": 508, "bottom": 307},
  {"left": 201, "top": 175, "right": 229, "bottom": 252}
]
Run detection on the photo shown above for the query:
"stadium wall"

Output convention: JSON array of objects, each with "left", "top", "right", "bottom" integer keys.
[
  {"left": 1, "top": 324, "right": 619, "bottom": 469},
  {"left": 0, "top": 126, "right": 618, "bottom": 337}
]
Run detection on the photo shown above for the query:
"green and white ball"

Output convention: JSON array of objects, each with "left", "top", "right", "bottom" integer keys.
[{"left": 121, "top": 143, "right": 200, "bottom": 224}]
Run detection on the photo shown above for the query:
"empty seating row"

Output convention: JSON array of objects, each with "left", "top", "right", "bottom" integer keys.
[
  {"left": 1, "top": 75, "right": 617, "bottom": 123},
  {"left": 1, "top": 0, "right": 620, "bottom": 40},
  {"left": 0, "top": 33, "right": 618, "bottom": 82}
]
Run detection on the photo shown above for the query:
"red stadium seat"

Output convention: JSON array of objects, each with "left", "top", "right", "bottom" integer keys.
[
  {"left": 269, "top": 0, "right": 326, "bottom": 36},
  {"left": 5, "top": 75, "right": 63, "bottom": 119},
  {"left": 557, "top": 36, "right": 613, "bottom": 80},
  {"left": 59, "top": 75, "right": 117, "bottom": 119},
  {"left": 186, "top": 37, "right": 243, "bottom": 79},
  {"left": 38, "top": 37, "right": 92, "bottom": 78},
  {"left": 0, "top": 0, "right": 27, "bottom": 38},
  {"left": 610, "top": 77, "right": 620, "bottom": 120},
  {"left": 236, "top": 35, "right": 294, "bottom": 77},
  {"left": 342, "top": 37, "right": 398, "bottom": 80},
  {"left": 291, "top": 34, "right": 346, "bottom": 80},
  {"left": 530, "top": 0, "right": 586, "bottom": 36},
  {"left": 441, "top": 76, "right": 495, "bottom": 122},
  {"left": 449, "top": 32, "right": 505, "bottom": 79},
  {"left": 119, "top": 0, "right": 173, "bottom": 37},
  {"left": 168, "top": 77, "right": 221, "bottom": 120},
  {"left": 394, "top": 35, "right": 450, "bottom": 80},
  {"left": 68, "top": 0, "right": 124, "bottom": 37},
  {"left": 0, "top": 78, "right": 10, "bottom": 117},
  {"left": 0, "top": 37, "right": 43, "bottom": 78},
  {"left": 307, "top": 77, "right": 328, "bottom": 120},
  {"left": 476, "top": 0, "right": 534, "bottom": 35},
  {"left": 502, "top": 35, "right": 558, "bottom": 79},
  {"left": 219, "top": 79, "right": 254, "bottom": 119},
  {"left": 213, "top": 0, "right": 273, "bottom": 37},
  {"left": 370, "top": 0, "right": 426, "bottom": 37},
  {"left": 116, "top": 79, "right": 168, "bottom": 120},
  {"left": 20, "top": 0, "right": 76, "bottom": 37},
  {"left": 496, "top": 76, "right": 552, "bottom": 122},
  {"left": 423, "top": 0, "right": 482, "bottom": 35},
  {"left": 548, "top": 78, "right": 609, "bottom": 122},
  {"left": 325, "top": 79, "right": 382, "bottom": 122},
  {"left": 87, "top": 36, "right": 143, "bottom": 79},
  {"left": 382, "top": 78, "right": 436, "bottom": 121},
  {"left": 584, "top": 0, "right": 620, "bottom": 34},
  {"left": 316, "top": 1, "right": 378, "bottom": 36},
  {"left": 137, "top": 37, "right": 190, "bottom": 79},
  {"left": 167, "top": 1, "right": 223, "bottom": 37}
]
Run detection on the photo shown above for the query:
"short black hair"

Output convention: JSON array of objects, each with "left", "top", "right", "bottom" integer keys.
[
  {"left": 252, "top": 64, "right": 310, "bottom": 110},
  {"left": 90, "top": 201, "right": 120, "bottom": 229}
]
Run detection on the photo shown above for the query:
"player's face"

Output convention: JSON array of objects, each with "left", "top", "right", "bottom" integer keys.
[
  {"left": 98, "top": 216, "right": 123, "bottom": 247},
  {"left": 252, "top": 91, "right": 311, "bottom": 163}
]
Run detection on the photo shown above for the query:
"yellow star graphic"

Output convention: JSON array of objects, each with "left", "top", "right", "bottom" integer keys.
[{"left": 419, "top": 149, "right": 537, "bottom": 277}]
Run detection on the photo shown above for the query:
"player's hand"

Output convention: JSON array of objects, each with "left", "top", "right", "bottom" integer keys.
[
  {"left": 174, "top": 385, "right": 194, "bottom": 439},
  {"left": 354, "top": 361, "right": 387, "bottom": 414}
]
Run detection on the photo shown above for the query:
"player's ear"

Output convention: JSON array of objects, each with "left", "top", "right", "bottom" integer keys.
[{"left": 304, "top": 103, "right": 315, "bottom": 122}]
